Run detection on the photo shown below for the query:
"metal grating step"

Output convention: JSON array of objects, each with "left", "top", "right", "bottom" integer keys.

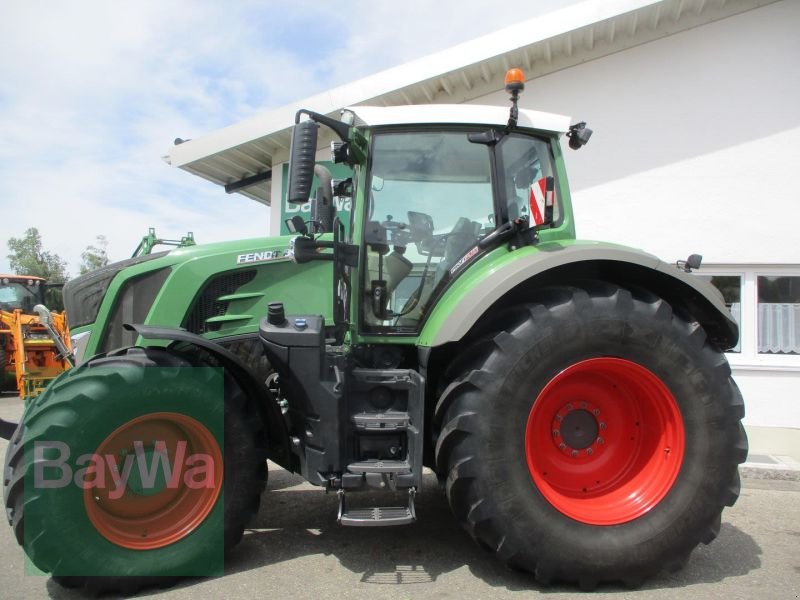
[
  {"left": 339, "top": 506, "right": 415, "bottom": 527},
  {"left": 347, "top": 460, "right": 411, "bottom": 474},
  {"left": 352, "top": 411, "right": 410, "bottom": 431},
  {"left": 337, "top": 488, "right": 417, "bottom": 527}
]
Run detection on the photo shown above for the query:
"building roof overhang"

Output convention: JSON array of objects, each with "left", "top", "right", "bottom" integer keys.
[{"left": 165, "top": 0, "right": 773, "bottom": 206}]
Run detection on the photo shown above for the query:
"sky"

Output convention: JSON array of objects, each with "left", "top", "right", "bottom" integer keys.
[{"left": 0, "top": 0, "right": 579, "bottom": 276}]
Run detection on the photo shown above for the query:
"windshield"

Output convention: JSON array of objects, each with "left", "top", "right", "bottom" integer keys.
[
  {"left": 363, "top": 130, "right": 494, "bottom": 331},
  {"left": 0, "top": 281, "right": 41, "bottom": 313}
]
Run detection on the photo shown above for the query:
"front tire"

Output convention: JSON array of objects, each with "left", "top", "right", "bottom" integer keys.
[
  {"left": 435, "top": 281, "right": 747, "bottom": 588},
  {"left": 3, "top": 346, "right": 266, "bottom": 593}
]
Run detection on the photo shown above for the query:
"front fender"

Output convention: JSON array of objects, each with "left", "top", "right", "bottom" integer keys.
[
  {"left": 126, "top": 324, "right": 291, "bottom": 469},
  {"left": 418, "top": 240, "right": 738, "bottom": 350}
]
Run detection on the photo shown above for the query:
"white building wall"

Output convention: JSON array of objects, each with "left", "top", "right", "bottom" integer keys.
[
  {"left": 473, "top": 0, "right": 799, "bottom": 264},
  {"left": 473, "top": 0, "right": 800, "bottom": 446}
]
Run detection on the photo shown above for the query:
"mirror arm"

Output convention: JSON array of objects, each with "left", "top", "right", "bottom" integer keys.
[
  {"left": 295, "top": 109, "right": 351, "bottom": 142},
  {"left": 292, "top": 237, "right": 358, "bottom": 267}
]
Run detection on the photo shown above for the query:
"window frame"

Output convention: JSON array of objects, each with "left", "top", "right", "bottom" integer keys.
[
  {"left": 756, "top": 273, "right": 800, "bottom": 358},
  {"left": 701, "top": 264, "right": 800, "bottom": 371}
]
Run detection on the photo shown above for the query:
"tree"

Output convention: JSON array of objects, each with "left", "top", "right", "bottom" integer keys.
[
  {"left": 80, "top": 235, "right": 110, "bottom": 275},
  {"left": 7, "top": 228, "right": 68, "bottom": 282}
]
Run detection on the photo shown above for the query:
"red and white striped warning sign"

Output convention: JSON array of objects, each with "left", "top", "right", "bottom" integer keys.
[{"left": 528, "top": 178, "right": 553, "bottom": 225}]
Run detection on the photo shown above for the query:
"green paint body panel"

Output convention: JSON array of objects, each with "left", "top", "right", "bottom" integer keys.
[{"left": 79, "top": 236, "right": 334, "bottom": 358}]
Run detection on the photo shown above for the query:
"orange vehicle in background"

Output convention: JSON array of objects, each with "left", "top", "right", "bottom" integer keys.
[{"left": 0, "top": 274, "right": 72, "bottom": 399}]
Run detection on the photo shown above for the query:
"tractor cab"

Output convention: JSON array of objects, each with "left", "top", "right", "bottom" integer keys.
[
  {"left": 359, "top": 117, "right": 567, "bottom": 332},
  {"left": 282, "top": 99, "right": 580, "bottom": 341},
  {"left": 0, "top": 275, "right": 47, "bottom": 314}
]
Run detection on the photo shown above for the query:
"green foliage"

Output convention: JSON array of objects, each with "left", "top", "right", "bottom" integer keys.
[
  {"left": 6, "top": 228, "right": 68, "bottom": 282},
  {"left": 6, "top": 228, "right": 69, "bottom": 311},
  {"left": 80, "top": 235, "right": 110, "bottom": 275}
]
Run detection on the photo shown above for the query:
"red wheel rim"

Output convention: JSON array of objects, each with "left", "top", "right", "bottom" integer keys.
[
  {"left": 83, "top": 412, "right": 223, "bottom": 549},
  {"left": 525, "top": 358, "right": 684, "bottom": 525}
]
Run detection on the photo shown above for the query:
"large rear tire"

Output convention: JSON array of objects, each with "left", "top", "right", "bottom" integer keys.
[
  {"left": 3, "top": 346, "right": 267, "bottom": 594},
  {"left": 435, "top": 281, "right": 747, "bottom": 588}
]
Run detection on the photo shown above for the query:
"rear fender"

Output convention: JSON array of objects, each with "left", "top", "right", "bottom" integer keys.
[{"left": 418, "top": 241, "right": 738, "bottom": 351}]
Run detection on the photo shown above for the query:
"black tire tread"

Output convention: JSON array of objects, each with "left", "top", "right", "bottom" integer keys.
[
  {"left": 3, "top": 346, "right": 268, "bottom": 595},
  {"left": 435, "top": 281, "right": 747, "bottom": 588}
]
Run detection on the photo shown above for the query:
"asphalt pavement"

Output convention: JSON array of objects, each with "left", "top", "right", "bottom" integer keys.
[{"left": 1, "top": 394, "right": 798, "bottom": 600}]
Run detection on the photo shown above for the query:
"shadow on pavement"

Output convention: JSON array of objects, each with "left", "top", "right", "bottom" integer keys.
[{"left": 42, "top": 467, "right": 762, "bottom": 598}]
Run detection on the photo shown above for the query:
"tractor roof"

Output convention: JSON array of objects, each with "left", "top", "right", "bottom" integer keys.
[{"left": 350, "top": 104, "right": 570, "bottom": 135}]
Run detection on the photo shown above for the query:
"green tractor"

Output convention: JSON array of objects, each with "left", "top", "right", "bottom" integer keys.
[{"left": 2, "top": 71, "right": 746, "bottom": 592}]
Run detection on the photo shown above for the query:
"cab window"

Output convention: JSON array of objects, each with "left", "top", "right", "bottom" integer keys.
[
  {"left": 498, "top": 134, "right": 560, "bottom": 226},
  {"left": 363, "top": 130, "right": 494, "bottom": 331}
]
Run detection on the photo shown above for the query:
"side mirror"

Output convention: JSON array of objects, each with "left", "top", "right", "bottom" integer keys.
[{"left": 287, "top": 120, "right": 319, "bottom": 203}]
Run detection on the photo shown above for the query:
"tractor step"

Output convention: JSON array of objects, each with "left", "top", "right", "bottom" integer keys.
[
  {"left": 337, "top": 488, "right": 416, "bottom": 527},
  {"left": 347, "top": 459, "right": 411, "bottom": 474},
  {"left": 352, "top": 411, "right": 410, "bottom": 431}
]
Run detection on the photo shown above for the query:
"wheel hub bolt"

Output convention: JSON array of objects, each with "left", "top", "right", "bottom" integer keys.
[
  {"left": 571, "top": 450, "right": 579, "bottom": 457},
  {"left": 597, "top": 437, "right": 604, "bottom": 445},
  {"left": 552, "top": 430, "right": 560, "bottom": 437}
]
